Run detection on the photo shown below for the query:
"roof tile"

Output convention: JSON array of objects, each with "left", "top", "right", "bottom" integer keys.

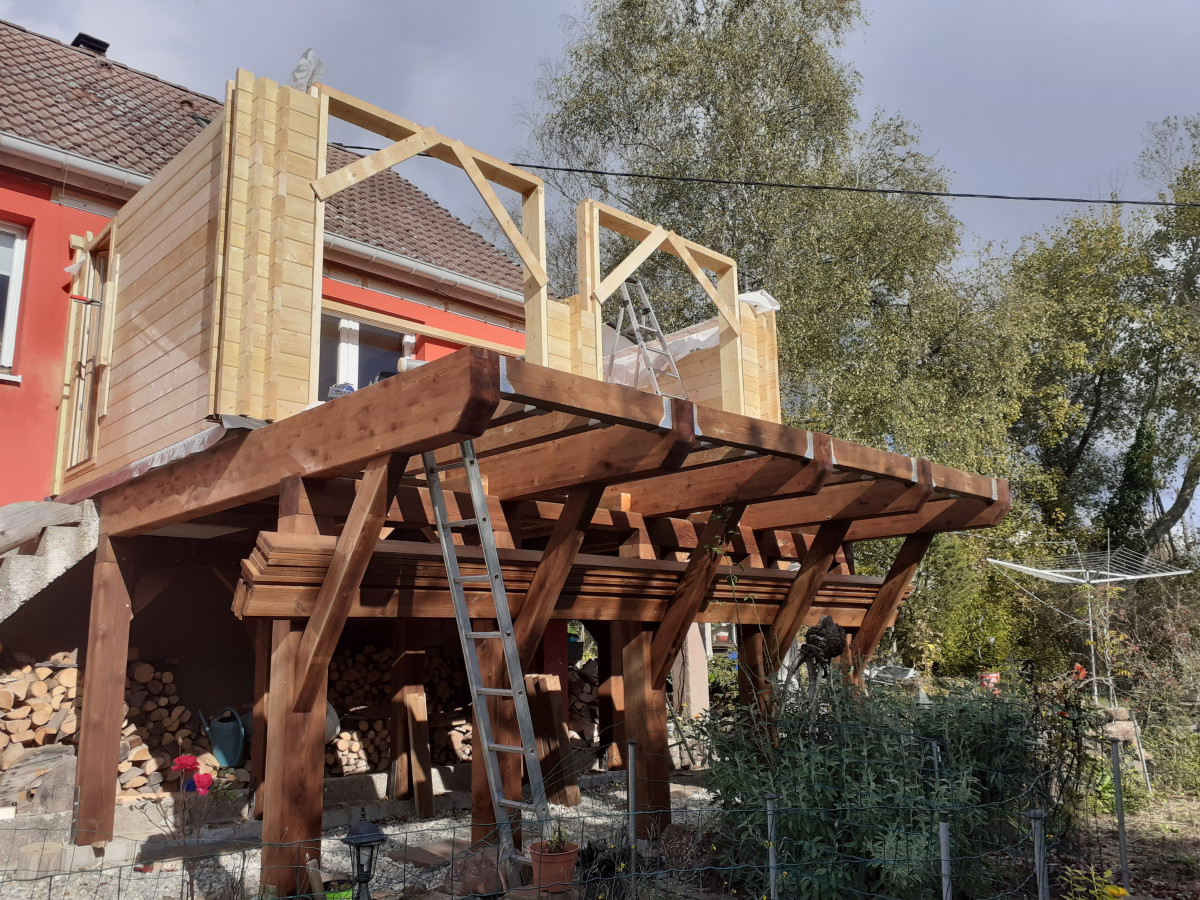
[{"left": 0, "top": 19, "right": 526, "bottom": 294}]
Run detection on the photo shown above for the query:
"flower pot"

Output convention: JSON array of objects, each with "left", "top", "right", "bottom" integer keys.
[{"left": 528, "top": 840, "right": 579, "bottom": 893}]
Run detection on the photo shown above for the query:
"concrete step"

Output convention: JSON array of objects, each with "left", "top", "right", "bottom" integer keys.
[{"left": 0, "top": 500, "right": 97, "bottom": 623}]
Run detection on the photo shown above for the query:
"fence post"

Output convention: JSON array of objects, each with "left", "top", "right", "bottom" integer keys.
[
  {"left": 1110, "top": 737, "right": 1131, "bottom": 892},
  {"left": 765, "top": 793, "right": 778, "bottom": 900},
  {"left": 1027, "top": 810, "right": 1048, "bottom": 900},
  {"left": 938, "top": 810, "right": 951, "bottom": 900},
  {"left": 627, "top": 738, "right": 638, "bottom": 876}
]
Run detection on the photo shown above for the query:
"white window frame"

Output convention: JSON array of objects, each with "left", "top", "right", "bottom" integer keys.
[{"left": 0, "top": 222, "right": 29, "bottom": 372}]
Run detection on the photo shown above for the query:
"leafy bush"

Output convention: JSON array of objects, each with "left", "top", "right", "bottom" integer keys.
[
  {"left": 695, "top": 672, "right": 1097, "bottom": 900},
  {"left": 1141, "top": 723, "right": 1200, "bottom": 795},
  {"left": 707, "top": 655, "right": 739, "bottom": 710}
]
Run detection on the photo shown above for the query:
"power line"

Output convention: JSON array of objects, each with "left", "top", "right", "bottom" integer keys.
[
  {"left": 328, "top": 142, "right": 1200, "bottom": 209},
  {"left": 511, "top": 161, "right": 1200, "bottom": 210}
]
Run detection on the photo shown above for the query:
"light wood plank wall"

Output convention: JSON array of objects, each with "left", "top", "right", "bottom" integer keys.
[
  {"left": 217, "top": 71, "right": 324, "bottom": 420},
  {"left": 58, "top": 119, "right": 229, "bottom": 493}
]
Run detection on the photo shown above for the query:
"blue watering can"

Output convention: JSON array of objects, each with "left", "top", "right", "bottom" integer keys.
[{"left": 198, "top": 707, "right": 246, "bottom": 768}]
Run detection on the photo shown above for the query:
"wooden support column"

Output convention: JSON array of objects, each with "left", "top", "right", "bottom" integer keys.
[
  {"left": 623, "top": 625, "right": 671, "bottom": 837},
  {"left": 74, "top": 534, "right": 134, "bottom": 846},
  {"left": 388, "top": 620, "right": 433, "bottom": 816},
  {"left": 250, "top": 620, "right": 270, "bottom": 820},
  {"left": 526, "top": 674, "right": 581, "bottom": 805},
  {"left": 471, "top": 619, "right": 524, "bottom": 846},
  {"left": 592, "top": 621, "right": 637, "bottom": 770},
  {"left": 849, "top": 532, "right": 934, "bottom": 683},
  {"left": 260, "top": 619, "right": 327, "bottom": 898},
  {"left": 736, "top": 623, "right": 770, "bottom": 716}
]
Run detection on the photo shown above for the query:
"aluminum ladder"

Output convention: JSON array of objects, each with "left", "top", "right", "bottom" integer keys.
[
  {"left": 421, "top": 441, "right": 551, "bottom": 869},
  {"left": 605, "top": 278, "right": 688, "bottom": 399}
]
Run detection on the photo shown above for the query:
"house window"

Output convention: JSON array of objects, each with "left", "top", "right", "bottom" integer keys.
[
  {"left": 0, "top": 222, "right": 29, "bottom": 371},
  {"left": 317, "top": 313, "right": 412, "bottom": 400}
]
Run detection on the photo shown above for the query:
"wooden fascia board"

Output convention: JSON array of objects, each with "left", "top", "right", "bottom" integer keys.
[{"left": 95, "top": 348, "right": 500, "bottom": 536}]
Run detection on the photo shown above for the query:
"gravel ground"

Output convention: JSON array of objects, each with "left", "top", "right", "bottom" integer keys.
[{"left": 0, "top": 774, "right": 721, "bottom": 900}]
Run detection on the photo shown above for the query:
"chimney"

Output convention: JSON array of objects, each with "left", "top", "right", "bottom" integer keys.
[{"left": 70, "top": 33, "right": 109, "bottom": 56}]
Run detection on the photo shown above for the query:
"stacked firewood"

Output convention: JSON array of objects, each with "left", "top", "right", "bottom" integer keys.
[
  {"left": 566, "top": 660, "right": 600, "bottom": 748},
  {"left": 431, "top": 715, "right": 472, "bottom": 764},
  {"left": 116, "top": 655, "right": 258, "bottom": 799},
  {"left": 0, "top": 651, "right": 80, "bottom": 768},
  {"left": 324, "top": 641, "right": 476, "bottom": 775},
  {"left": 328, "top": 717, "right": 389, "bottom": 776},
  {"left": 326, "top": 644, "right": 392, "bottom": 776}
]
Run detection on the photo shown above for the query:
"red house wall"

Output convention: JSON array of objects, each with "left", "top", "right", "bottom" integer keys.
[
  {"left": 0, "top": 173, "right": 108, "bottom": 506},
  {"left": 320, "top": 277, "right": 525, "bottom": 361}
]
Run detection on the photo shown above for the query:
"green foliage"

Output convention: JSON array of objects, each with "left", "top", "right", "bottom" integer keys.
[
  {"left": 707, "top": 655, "right": 739, "bottom": 710},
  {"left": 695, "top": 676, "right": 1096, "bottom": 899},
  {"left": 1060, "top": 866, "right": 1129, "bottom": 900},
  {"left": 1142, "top": 725, "right": 1200, "bottom": 795}
]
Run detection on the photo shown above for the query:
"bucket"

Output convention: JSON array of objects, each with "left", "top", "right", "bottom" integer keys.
[{"left": 198, "top": 707, "right": 246, "bottom": 768}]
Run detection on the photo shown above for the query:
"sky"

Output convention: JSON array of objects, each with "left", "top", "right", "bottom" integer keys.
[
  {"left": 6, "top": 0, "right": 1200, "bottom": 252},
  {"left": 2, "top": 1, "right": 1196, "bottom": 520}
]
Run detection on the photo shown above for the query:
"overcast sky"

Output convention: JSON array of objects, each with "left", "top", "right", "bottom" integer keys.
[{"left": 7, "top": 0, "right": 1199, "bottom": 253}]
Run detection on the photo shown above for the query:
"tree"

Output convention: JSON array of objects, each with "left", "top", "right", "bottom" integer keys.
[{"left": 526, "top": 0, "right": 1028, "bottom": 472}]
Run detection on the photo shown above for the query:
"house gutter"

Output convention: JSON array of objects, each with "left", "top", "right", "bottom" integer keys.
[
  {"left": 0, "top": 130, "right": 151, "bottom": 191},
  {"left": 324, "top": 233, "right": 525, "bottom": 308}
]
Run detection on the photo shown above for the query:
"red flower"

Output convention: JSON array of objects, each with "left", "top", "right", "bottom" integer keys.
[
  {"left": 172, "top": 755, "right": 199, "bottom": 773},
  {"left": 193, "top": 772, "right": 214, "bottom": 796},
  {"left": 1072, "top": 664, "right": 1088, "bottom": 681}
]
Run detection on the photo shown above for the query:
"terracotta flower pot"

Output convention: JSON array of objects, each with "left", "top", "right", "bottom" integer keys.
[{"left": 528, "top": 840, "right": 579, "bottom": 893}]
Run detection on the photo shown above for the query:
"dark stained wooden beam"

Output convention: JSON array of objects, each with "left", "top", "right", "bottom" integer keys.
[
  {"left": 261, "top": 619, "right": 326, "bottom": 897},
  {"left": 292, "top": 456, "right": 395, "bottom": 711},
  {"left": 764, "top": 519, "right": 852, "bottom": 669},
  {"left": 841, "top": 492, "right": 1011, "bottom": 541},
  {"left": 96, "top": 347, "right": 500, "bottom": 536},
  {"left": 514, "top": 485, "right": 606, "bottom": 666},
  {"left": 650, "top": 505, "right": 745, "bottom": 688},
  {"left": 73, "top": 535, "right": 134, "bottom": 845},
  {"left": 849, "top": 532, "right": 935, "bottom": 676},
  {"left": 740, "top": 462, "right": 935, "bottom": 531},
  {"left": 623, "top": 625, "right": 671, "bottom": 836},
  {"left": 619, "top": 434, "right": 832, "bottom": 517}
]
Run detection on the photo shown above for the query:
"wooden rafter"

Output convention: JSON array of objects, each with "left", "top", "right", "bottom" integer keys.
[
  {"left": 311, "top": 127, "right": 440, "bottom": 200},
  {"left": 292, "top": 455, "right": 396, "bottom": 711},
  {"left": 514, "top": 485, "right": 606, "bottom": 666},
  {"left": 764, "top": 519, "right": 852, "bottom": 667},
  {"left": 650, "top": 504, "right": 746, "bottom": 688},
  {"left": 849, "top": 532, "right": 935, "bottom": 673}
]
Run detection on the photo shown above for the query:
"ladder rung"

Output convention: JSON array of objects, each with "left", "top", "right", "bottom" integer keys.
[
  {"left": 488, "top": 743, "right": 528, "bottom": 755},
  {"left": 476, "top": 687, "right": 516, "bottom": 698},
  {"left": 444, "top": 518, "right": 479, "bottom": 529},
  {"left": 455, "top": 573, "right": 493, "bottom": 583},
  {"left": 429, "top": 459, "right": 466, "bottom": 472},
  {"left": 498, "top": 798, "right": 537, "bottom": 812},
  {"left": 464, "top": 630, "right": 503, "bottom": 640}
]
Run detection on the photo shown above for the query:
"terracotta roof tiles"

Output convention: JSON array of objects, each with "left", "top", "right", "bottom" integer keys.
[{"left": 0, "top": 19, "right": 526, "bottom": 294}]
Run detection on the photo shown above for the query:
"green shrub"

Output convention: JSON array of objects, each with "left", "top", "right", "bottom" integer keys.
[
  {"left": 1141, "top": 724, "right": 1200, "bottom": 795},
  {"left": 707, "top": 655, "right": 739, "bottom": 710},
  {"left": 695, "top": 673, "right": 1097, "bottom": 900}
]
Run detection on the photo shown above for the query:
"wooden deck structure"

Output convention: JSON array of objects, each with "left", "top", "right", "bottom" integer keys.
[{"left": 49, "top": 71, "right": 1010, "bottom": 896}]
